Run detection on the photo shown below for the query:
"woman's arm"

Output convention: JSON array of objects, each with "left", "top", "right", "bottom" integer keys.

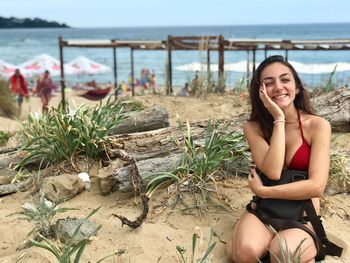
[
  {"left": 244, "top": 120, "right": 286, "bottom": 180},
  {"left": 250, "top": 117, "right": 331, "bottom": 200}
]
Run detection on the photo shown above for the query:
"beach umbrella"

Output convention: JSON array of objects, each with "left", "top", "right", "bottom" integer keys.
[
  {"left": 175, "top": 62, "right": 218, "bottom": 72},
  {"left": 0, "top": 60, "right": 33, "bottom": 79},
  {"left": 67, "top": 56, "right": 111, "bottom": 75},
  {"left": 0, "top": 59, "right": 17, "bottom": 79},
  {"left": 17, "top": 53, "right": 78, "bottom": 77}
]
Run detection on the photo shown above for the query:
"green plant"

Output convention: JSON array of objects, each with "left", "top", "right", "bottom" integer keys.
[
  {"left": 146, "top": 121, "right": 249, "bottom": 198},
  {"left": 258, "top": 227, "right": 308, "bottom": 263},
  {"left": 9, "top": 191, "right": 77, "bottom": 238},
  {"left": 176, "top": 227, "right": 216, "bottom": 263},
  {"left": 324, "top": 65, "right": 337, "bottom": 92},
  {"left": 0, "top": 130, "right": 11, "bottom": 146},
  {"left": 30, "top": 207, "right": 105, "bottom": 263},
  {"left": 234, "top": 76, "right": 247, "bottom": 93},
  {"left": 17, "top": 97, "right": 126, "bottom": 168},
  {"left": 0, "top": 78, "right": 18, "bottom": 118}
]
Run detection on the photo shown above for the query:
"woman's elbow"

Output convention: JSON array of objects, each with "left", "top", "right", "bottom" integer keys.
[
  {"left": 311, "top": 183, "right": 326, "bottom": 198},
  {"left": 269, "top": 172, "right": 282, "bottom": 181}
]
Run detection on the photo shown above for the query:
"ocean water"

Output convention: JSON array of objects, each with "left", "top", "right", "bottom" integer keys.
[{"left": 1, "top": 23, "right": 350, "bottom": 88}]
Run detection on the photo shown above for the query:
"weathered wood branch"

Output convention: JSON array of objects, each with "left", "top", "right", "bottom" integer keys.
[
  {"left": 111, "top": 153, "right": 183, "bottom": 192},
  {"left": 0, "top": 178, "right": 32, "bottom": 196},
  {"left": 312, "top": 88, "right": 350, "bottom": 132},
  {"left": 107, "top": 116, "right": 246, "bottom": 159},
  {"left": 109, "top": 105, "right": 169, "bottom": 135}
]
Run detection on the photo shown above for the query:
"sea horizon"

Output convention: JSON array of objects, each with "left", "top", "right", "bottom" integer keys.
[{"left": 2, "top": 23, "right": 350, "bottom": 88}]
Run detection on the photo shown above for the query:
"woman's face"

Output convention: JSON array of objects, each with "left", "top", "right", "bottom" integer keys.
[{"left": 259, "top": 62, "right": 298, "bottom": 109}]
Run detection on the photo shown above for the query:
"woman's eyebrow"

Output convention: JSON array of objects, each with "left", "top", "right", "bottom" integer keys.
[
  {"left": 261, "top": 72, "right": 292, "bottom": 81},
  {"left": 280, "top": 73, "right": 292, "bottom": 78},
  {"left": 261, "top": 76, "right": 274, "bottom": 81}
]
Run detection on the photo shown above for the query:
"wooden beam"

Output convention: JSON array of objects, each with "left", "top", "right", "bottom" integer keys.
[
  {"left": 131, "top": 48, "right": 135, "bottom": 96},
  {"left": 113, "top": 47, "right": 117, "bottom": 96},
  {"left": 252, "top": 49, "right": 256, "bottom": 73},
  {"left": 167, "top": 35, "right": 173, "bottom": 95},
  {"left": 59, "top": 36, "right": 66, "bottom": 108},
  {"left": 218, "top": 35, "right": 225, "bottom": 92}
]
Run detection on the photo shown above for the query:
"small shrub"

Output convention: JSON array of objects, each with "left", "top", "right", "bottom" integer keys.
[
  {"left": 9, "top": 191, "right": 77, "bottom": 238},
  {"left": 30, "top": 207, "right": 114, "bottom": 263},
  {"left": 17, "top": 97, "right": 126, "bottom": 168},
  {"left": 146, "top": 121, "right": 249, "bottom": 198}
]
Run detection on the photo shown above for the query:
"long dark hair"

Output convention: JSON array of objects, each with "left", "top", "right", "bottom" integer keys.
[{"left": 249, "top": 55, "right": 314, "bottom": 142}]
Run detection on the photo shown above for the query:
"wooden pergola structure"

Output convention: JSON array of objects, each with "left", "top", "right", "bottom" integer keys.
[{"left": 59, "top": 36, "right": 350, "bottom": 105}]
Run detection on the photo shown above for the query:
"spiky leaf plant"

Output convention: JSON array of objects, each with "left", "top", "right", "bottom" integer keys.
[
  {"left": 9, "top": 191, "right": 77, "bottom": 238},
  {"left": 257, "top": 227, "right": 308, "bottom": 263},
  {"left": 30, "top": 207, "right": 104, "bottom": 263},
  {"left": 17, "top": 97, "right": 126, "bottom": 168},
  {"left": 146, "top": 120, "right": 249, "bottom": 198}
]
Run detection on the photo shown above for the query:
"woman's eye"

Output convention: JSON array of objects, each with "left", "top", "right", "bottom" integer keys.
[
  {"left": 282, "top": 79, "right": 290, "bottom": 82},
  {"left": 265, "top": 82, "right": 273, "bottom": 87}
]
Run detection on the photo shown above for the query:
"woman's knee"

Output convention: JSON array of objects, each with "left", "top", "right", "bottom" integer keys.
[{"left": 231, "top": 241, "right": 265, "bottom": 263}]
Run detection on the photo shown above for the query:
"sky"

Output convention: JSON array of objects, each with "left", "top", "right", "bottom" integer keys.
[{"left": 1, "top": 0, "right": 350, "bottom": 28}]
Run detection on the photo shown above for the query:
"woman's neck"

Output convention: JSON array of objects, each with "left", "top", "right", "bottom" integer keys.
[{"left": 283, "top": 106, "right": 299, "bottom": 123}]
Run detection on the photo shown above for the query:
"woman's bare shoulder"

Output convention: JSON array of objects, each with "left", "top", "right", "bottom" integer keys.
[
  {"left": 308, "top": 115, "right": 330, "bottom": 129},
  {"left": 305, "top": 115, "right": 331, "bottom": 139},
  {"left": 243, "top": 120, "right": 259, "bottom": 130},
  {"left": 243, "top": 120, "right": 262, "bottom": 136}
]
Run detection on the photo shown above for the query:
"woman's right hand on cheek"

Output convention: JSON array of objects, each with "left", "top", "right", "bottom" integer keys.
[{"left": 259, "top": 83, "right": 285, "bottom": 121}]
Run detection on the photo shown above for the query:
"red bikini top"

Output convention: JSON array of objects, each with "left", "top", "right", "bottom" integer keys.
[{"left": 287, "top": 110, "right": 311, "bottom": 171}]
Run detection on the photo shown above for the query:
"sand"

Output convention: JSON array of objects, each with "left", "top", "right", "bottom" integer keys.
[{"left": 0, "top": 92, "right": 348, "bottom": 263}]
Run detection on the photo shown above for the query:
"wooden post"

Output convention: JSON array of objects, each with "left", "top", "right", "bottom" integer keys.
[
  {"left": 285, "top": 50, "right": 289, "bottom": 61},
  {"left": 167, "top": 35, "right": 173, "bottom": 95},
  {"left": 59, "top": 36, "right": 66, "bottom": 108},
  {"left": 246, "top": 50, "right": 250, "bottom": 87},
  {"left": 131, "top": 48, "right": 135, "bottom": 96},
  {"left": 264, "top": 48, "right": 267, "bottom": 58},
  {"left": 252, "top": 49, "right": 256, "bottom": 73},
  {"left": 113, "top": 46, "right": 117, "bottom": 96},
  {"left": 218, "top": 35, "right": 224, "bottom": 92},
  {"left": 207, "top": 48, "right": 210, "bottom": 86}
]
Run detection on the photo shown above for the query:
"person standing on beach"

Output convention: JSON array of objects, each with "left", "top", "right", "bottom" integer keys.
[
  {"left": 226, "top": 55, "right": 342, "bottom": 262},
  {"left": 8, "top": 69, "right": 29, "bottom": 114},
  {"left": 35, "top": 70, "right": 56, "bottom": 112}
]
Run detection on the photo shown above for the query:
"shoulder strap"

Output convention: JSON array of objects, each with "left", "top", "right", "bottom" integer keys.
[
  {"left": 296, "top": 110, "right": 306, "bottom": 142},
  {"left": 302, "top": 200, "right": 343, "bottom": 260}
]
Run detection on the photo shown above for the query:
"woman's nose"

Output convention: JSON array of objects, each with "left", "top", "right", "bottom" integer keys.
[{"left": 274, "top": 80, "right": 284, "bottom": 90}]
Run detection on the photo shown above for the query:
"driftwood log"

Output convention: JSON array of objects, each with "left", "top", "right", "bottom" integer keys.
[
  {"left": 0, "top": 178, "right": 32, "bottom": 196},
  {"left": 112, "top": 153, "right": 183, "bottom": 192},
  {"left": 109, "top": 105, "right": 169, "bottom": 135},
  {"left": 0, "top": 105, "right": 170, "bottom": 170},
  {"left": 312, "top": 88, "right": 350, "bottom": 132}
]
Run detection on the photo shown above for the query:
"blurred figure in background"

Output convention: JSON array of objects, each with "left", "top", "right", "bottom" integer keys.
[
  {"left": 36, "top": 70, "right": 56, "bottom": 112},
  {"left": 8, "top": 69, "right": 29, "bottom": 114}
]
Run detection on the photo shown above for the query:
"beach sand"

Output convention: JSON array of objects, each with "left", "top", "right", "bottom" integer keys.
[{"left": 0, "top": 92, "right": 349, "bottom": 262}]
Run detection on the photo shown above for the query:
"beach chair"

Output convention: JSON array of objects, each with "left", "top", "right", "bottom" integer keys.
[{"left": 78, "top": 87, "right": 111, "bottom": 101}]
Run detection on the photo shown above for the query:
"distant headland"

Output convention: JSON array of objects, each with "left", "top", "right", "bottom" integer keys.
[{"left": 0, "top": 16, "right": 70, "bottom": 29}]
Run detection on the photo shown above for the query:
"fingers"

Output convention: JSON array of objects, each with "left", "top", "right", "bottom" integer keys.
[{"left": 259, "top": 83, "right": 270, "bottom": 108}]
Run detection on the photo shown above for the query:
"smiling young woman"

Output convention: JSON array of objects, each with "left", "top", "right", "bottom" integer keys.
[{"left": 225, "top": 55, "right": 343, "bottom": 263}]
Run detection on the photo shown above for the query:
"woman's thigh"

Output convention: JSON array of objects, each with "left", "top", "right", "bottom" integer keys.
[
  {"left": 269, "top": 227, "right": 317, "bottom": 263},
  {"left": 227, "top": 211, "right": 274, "bottom": 260}
]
